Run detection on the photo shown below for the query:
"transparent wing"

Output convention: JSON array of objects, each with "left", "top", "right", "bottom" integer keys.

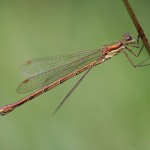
[
  {"left": 17, "top": 49, "right": 101, "bottom": 94},
  {"left": 20, "top": 50, "right": 99, "bottom": 78}
]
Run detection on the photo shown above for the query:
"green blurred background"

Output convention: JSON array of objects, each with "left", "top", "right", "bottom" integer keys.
[{"left": 0, "top": 0, "right": 150, "bottom": 150}]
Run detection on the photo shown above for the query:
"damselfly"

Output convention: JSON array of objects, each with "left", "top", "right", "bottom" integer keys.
[{"left": 0, "top": 33, "right": 149, "bottom": 116}]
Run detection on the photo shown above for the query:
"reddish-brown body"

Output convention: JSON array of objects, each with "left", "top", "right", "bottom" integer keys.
[
  {"left": 106, "top": 43, "right": 122, "bottom": 52},
  {"left": 0, "top": 33, "right": 136, "bottom": 115}
]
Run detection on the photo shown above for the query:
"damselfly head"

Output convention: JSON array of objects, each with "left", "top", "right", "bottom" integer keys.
[
  {"left": 123, "top": 33, "right": 132, "bottom": 41},
  {"left": 122, "top": 33, "right": 135, "bottom": 45}
]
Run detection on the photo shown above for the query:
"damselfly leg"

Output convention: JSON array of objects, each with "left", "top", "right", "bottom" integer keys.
[{"left": 123, "top": 35, "right": 150, "bottom": 67}]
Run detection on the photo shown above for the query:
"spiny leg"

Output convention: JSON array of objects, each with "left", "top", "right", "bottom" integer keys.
[
  {"left": 122, "top": 49, "right": 150, "bottom": 67},
  {"left": 125, "top": 44, "right": 144, "bottom": 57},
  {"left": 122, "top": 34, "right": 150, "bottom": 67},
  {"left": 127, "top": 34, "right": 144, "bottom": 57}
]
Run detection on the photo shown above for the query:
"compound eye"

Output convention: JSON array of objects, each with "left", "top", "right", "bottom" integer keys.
[{"left": 124, "top": 33, "right": 132, "bottom": 41}]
